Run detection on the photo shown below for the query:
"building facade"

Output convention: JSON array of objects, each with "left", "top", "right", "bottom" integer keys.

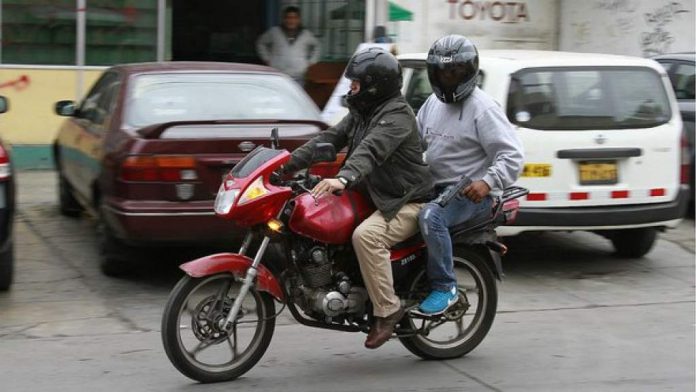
[{"left": 0, "top": 0, "right": 693, "bottom": 168}]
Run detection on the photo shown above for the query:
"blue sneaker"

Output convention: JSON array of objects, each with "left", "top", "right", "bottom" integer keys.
[{"left": 417, "top": 287, "right": 459, "bottom": 315}]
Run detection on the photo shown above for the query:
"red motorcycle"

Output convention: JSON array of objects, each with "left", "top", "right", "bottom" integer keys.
[{"left": 161, "top": 130, "right": 528, "bottom": 383}]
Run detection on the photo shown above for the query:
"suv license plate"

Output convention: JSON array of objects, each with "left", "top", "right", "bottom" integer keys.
[
  {"left": 579, "top": 161, "right": 618, "bottom": 185},
  {"left": 522, "top": 163, "right": 552, "bottom": 177}
]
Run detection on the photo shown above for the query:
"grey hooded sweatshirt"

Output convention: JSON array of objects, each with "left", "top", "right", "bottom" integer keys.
[
  {"left": 417, "top": 87, "right": 524, "bottom": 195},
  {"left": 256, "top": 26, "right": 320, "bottom": 81}
]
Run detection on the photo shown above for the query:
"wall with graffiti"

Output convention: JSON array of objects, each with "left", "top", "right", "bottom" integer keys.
[
  {"left": 560, "top": 0, "right": 695, "bottom": 57},
  {"left": 389, "top": 0, "right": 558, "bottom": 53},
  {"left": 0, "top": 67, "right": 103, "bottom": 145}
]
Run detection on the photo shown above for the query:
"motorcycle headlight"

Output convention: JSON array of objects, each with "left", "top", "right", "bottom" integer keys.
[
  {"left": 214, "top": 184, "right": 239, "bottom": 215},
  {"left": 238, "top": 176, "right": 269, "bottom": 205}
]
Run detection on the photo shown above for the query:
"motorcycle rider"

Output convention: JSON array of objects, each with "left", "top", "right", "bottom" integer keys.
[
  {"left": 416, "top": 35, "right": 524, "bottom": 315},
  {"left": 283, "top": 47, "right": 433, "bottom": 349}
]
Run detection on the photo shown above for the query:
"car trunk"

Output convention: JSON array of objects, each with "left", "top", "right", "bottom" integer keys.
[{"left": 115, "top": 121, "right": 324, "bottom": 202}]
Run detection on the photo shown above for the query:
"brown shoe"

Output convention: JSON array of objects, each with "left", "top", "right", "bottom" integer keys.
[{"left": 364, "top": 307, "right": 405, "bottom": 349}]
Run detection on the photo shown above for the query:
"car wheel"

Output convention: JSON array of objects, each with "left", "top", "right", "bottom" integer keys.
[
  {"left": 97, "top": 204, "right": 135, "bottom": 277},
  {"left": 610, "top": 227, "right": 657, "bottom": 258},
  {"left": 58, "top": 173, "right": 83, "bottom": 218},
  {"left": 0, "top": 240, "right": 14, "bottom": 291}
]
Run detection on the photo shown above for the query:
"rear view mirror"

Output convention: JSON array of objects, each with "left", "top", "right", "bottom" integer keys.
[
  {"left": 311, "top": 143, "right": 337, "bottom": 163},
  {"left": 0, "top": 96, "right": 8, "bottom": 114},
  {"left": 55, "top": 100, "right": 77, "bottom": 116}
]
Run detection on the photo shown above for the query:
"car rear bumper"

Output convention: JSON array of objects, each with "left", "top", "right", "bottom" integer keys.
[
  {"left": 499, "top": 185, "right": 689, "bottom": 235},
  {"left": 103, "top": 198, "right": 243, "bottom": 245}
]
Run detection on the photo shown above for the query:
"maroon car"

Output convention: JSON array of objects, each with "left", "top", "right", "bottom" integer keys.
[{"left": 53, "top": 62, "right": 327, "bottom": 275}]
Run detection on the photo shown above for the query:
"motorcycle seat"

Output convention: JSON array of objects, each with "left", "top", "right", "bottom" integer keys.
[
  {"left": 391, "top": 233, "right": 425, "bottom": 250},
  {"left": 448, "top": 212, "right": 494, "bottom": 237}
]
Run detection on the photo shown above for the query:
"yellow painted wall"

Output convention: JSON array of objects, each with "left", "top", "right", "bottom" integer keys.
[{"left": 0, "top": 67, "right": 104, "bottom": 144}]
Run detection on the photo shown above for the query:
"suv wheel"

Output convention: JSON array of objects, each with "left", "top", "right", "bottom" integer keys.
[{"left": 610, "top": 227, "right": 657, "bottom": 258}]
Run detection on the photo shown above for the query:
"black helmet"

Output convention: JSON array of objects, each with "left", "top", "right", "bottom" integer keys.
[
  {"left": 344, "top": 47, "right": 402, "bottom": 111},
  {"left": 426, "top": 35, "right": 479, "bottom": 103}
]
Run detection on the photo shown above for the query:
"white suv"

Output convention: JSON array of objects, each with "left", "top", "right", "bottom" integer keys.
[{"left": 397, "top": 50, "right": 688, "bottom": 257}]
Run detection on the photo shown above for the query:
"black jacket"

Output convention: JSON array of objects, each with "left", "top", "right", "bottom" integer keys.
[{"left": 286, "top": 94, "right": 433, "bottom": 220}]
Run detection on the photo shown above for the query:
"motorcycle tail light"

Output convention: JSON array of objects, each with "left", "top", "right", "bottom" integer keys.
[{"left": 238, "top": 176, "right": 269, "bottom": 205}]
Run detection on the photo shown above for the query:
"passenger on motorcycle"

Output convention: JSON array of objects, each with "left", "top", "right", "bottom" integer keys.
[
  {"left": 283, "top": 47, "right": 433, "bottom": 349},
  {"left": 416, "top": 35, "right": 524, "bottom": 315}
]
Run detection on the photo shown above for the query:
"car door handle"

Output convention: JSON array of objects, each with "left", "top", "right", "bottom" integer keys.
[{"left": 556, "top": 148, "right": 642, "bottom": 159}]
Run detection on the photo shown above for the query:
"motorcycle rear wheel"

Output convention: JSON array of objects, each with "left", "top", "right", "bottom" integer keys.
[
  {"left": 399, "top": 247, "right": 497, "bottom": 359},
  {"left": 161, "top": 274, "right": 276, "bottom": 383}
]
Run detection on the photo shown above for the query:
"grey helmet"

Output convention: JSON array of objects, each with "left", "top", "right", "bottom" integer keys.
[{"left": 426, "top": 35, "right": 479, "bottom": 103}]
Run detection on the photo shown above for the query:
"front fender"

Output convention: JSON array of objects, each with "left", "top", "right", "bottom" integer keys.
[{"left": 180, "top": 253, "right": 284, "bottom": 301}]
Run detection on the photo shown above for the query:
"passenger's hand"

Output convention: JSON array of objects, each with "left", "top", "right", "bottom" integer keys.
[
  {"left": 461, "top": 180, "right": 490, "bottom": 203},
  {"left": 311, "top": 178, "right": 345, "bottom": 198}
]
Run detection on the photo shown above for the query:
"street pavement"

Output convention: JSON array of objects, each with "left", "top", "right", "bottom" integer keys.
[{"left": 1, "top": 171, "right": 694, "bottom": 392}]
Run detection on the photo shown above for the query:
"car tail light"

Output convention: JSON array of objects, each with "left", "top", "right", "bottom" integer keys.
[
  {"left": 0, "top": 144, "right": 10, "bottom": 180},
  {"left": 680, "top": 133, "right": 690, "bottom": 185},
  {"left": 120, "top": 155, "right": 198, "bottom": 182}
]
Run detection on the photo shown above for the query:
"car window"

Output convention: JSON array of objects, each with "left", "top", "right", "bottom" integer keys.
[
  {"left": 404, "top": 67, "right": 484, "bottom": 114},
  {"left": 507, "top": 67, "right": 671, "bottom": 130},
  {"left": 124, "top": 73, "right": 320, "bottom": 128},
  {"left": 670, "top": 62, "right": 695, "bottom": 100},
  {"left": 79, "top": 71, "right": 121, "bottom": 128}
]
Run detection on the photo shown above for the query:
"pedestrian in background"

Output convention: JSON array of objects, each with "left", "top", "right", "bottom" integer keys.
[{"left": 256, "top": 6, "right": 320, "bottom": 86}]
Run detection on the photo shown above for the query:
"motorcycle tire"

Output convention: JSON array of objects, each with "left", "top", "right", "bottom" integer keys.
[
  {"left": 399, "top": 247, "right": 497, "bottom": 360},
  {"left": 162, "top": 274, "right": 276, "bottom": 383}
]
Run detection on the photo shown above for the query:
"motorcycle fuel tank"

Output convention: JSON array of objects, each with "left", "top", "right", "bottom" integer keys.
[{"left": 288, "top": 190, "right": 373, "bottom": 244}]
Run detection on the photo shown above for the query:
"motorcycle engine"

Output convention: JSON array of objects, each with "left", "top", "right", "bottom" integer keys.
[{"left": 291, "top": 243, "right": 368, "bottom": 320}]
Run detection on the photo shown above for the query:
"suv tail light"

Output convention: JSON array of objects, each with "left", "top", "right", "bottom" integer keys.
[
  {"left": 120, "top": 155, "right": 198, "bottom": 182},
  {"left": 0, "top": 144, "right": 10, "bottom": 180},
  {"left": 680, "top": 133, "right": 690, "bottom": 185}
]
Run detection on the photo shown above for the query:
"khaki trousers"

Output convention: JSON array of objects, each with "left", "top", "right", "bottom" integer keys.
[{"left": 351, "top": 203, "right": 424, "bottom": 318}]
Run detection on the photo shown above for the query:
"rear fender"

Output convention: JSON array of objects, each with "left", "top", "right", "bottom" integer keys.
[
  {"left": 454, "top": 230, "right": 505, "bottom": 280},
  {"left": 180, "top": 253, "right": 284, "bottom": 300},
  {"left": 481, "top": 246, "right": 504, "bottom": 281}
]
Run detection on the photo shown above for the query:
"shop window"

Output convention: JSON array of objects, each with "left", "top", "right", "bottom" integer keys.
[
  {"left": 1, "top": 0, "right": 157, "bottom": 66},
  {"left": 290, "top": 0, "right": 365, "bottom": 62},
  {"left": 1, "top": 0, "right": 77, "bottom": 65},
  {"left": 86, "top": 0, "right": 157, "bottom": 65}
]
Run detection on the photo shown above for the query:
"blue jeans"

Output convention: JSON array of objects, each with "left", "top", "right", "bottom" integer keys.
[{"left": 418, "top": 192, "right": 493, "bottom": 291}]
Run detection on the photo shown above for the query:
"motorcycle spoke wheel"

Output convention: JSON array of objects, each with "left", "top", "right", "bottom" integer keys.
[
  {"left": 162, "top": 274, "right": 276, "bottom": 383},
  {"left": 399, "top": 248, "right": 498, "bottom": 359}
]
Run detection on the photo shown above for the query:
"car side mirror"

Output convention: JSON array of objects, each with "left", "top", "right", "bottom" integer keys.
[
  {"left": 0, "top": 96, "right": 8, "bottom": 114},
  {"left": 311, "top": 143, "right": 337, "bottom": 163},
  {"left": 55, "top": 100, "right": 77, "bottom": 116}
]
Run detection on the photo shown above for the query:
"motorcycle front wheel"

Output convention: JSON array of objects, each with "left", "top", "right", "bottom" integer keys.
[
  {"left": 399, "top": 247, "right": 498, "bottom": 359},
  {"left": 161, "top": 273, "right": 276, "bottom": 383}
]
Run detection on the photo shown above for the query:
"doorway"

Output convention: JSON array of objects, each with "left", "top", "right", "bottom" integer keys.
[{"left": 171, "top": 0, "right": 272, "bottom": 63}]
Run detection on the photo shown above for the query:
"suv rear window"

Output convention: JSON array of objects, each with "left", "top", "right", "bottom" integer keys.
[{"left": 507, "top": 67, "right": 671, "bottom": 130}]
